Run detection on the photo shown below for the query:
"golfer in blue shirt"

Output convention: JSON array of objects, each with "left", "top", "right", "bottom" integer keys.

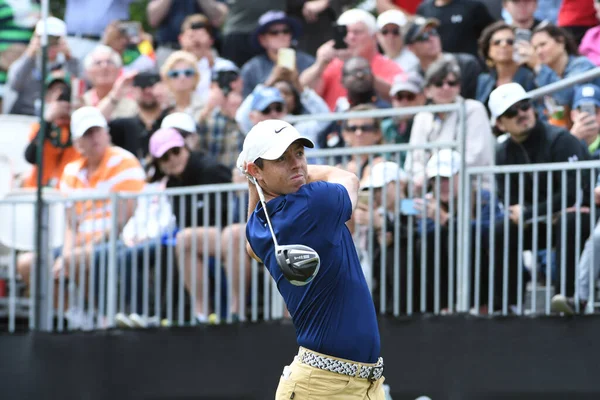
[{"left": 237, "top": 120, "right": 385, "bottom": 399}]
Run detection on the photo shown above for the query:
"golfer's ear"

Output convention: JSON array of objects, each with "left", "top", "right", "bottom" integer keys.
[{"left": 247, "top": 162, "right": 261, "bottom": 181}]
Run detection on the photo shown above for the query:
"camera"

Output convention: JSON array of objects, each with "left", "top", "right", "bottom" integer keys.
[{"left": 214, "top": 70, "right": 239, "bottom": 95}]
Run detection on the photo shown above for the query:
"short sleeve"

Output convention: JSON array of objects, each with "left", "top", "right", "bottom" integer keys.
[{"left": 303, "top": 181, "right": 352, "bottom": 226}]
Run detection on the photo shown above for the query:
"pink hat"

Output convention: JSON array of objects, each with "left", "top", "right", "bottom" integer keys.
[{"left": 149, "top": 128, "right": 185, "bottom": 158}]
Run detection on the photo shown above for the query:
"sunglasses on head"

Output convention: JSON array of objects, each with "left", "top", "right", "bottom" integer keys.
[
  {"left": 381, "top": 28, "right": 400, "bottom": 36},
  {"left": 266, "top": 28, "right": 291, "bottom": 36},
  {"left": 414, "top": 28, "right": 438, "bottom": 42},
  {"left": 501, "top": 100, "right": 532, "bottom": 119},
  {"left": 492, "top": 38, "right": 515, "bottom": 46},
  {"left": 158, "top": 147, "right": 182, "bottom": 163},
  {"left": 395, "top": 92, "right": 417, "bottom": 101},
  {"left": 167, "top": 68, "right": 196, "bottom": 79},
  {"left": 431, "top": 79, "right": 460, "bottom": 88},
  {"left": 345, "top": 123, "right": 378, "bottom": 133},
  {"left": 261, "top": 103, "right": 284, "bottom": 115}
]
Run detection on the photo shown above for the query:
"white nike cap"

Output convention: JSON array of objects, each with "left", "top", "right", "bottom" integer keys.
[
  {"left": 488, "top": 82, "right": 530, "bottom": 125},
  {"left": 236, "top": 120, "right": 314, "bottom": 172}
]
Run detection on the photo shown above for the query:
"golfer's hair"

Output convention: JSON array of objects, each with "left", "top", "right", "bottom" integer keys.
[{"left": 254, "top": 158, "right": 264, "bottom": 169}]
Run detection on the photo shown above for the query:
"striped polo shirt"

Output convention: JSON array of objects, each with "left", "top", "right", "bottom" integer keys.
[{"left": 59, "top": 146, "right": 145, "bottom": 245}]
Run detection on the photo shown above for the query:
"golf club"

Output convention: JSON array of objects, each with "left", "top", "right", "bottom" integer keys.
[{"left": 253, "top": 179, "right": 320, "bottom": 286}]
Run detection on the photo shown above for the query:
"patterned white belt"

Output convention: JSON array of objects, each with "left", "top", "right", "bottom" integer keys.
[{"left": 299, "top": 349, "right": 384, "bottom": 381}]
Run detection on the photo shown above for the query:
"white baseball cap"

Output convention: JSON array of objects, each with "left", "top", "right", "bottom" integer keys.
[
  {"left": 426, "top": 149, "right": 462, "bottom": 178},
  {"left": 236, "top": 120, "right": 314, "bottom": 171},
  {"left": 35, "top": 17, "right": 67, "bottom": 37},
  {"left": 376, "top": 10, "right": 408, "bottom": 30},
  {"left": 361, "top": 162, "right": 408, "bottom": 189},
  {"left": 161, "top": 112, "right": 197, "bottom": 133},
  {"left": 488, "top": 82, "right": 530, "bottom": 125},
  {"left": 70, "top": 106, "right": 108, "bottom": 140}
]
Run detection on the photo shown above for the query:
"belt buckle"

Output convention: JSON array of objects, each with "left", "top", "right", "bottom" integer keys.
[{"left": 367, "top": 359, "right": 384, "bottom": 382}]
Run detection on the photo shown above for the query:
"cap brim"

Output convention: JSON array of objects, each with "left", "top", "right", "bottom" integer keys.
[
  {"left": 492, "top": 93, "right": 531, "bottom": 124},
  {"left": 252, "top": 17, "right": 302, "bottom": 50},
  {"left": 254, "top": 98, "right": 284, "bottom": 112},
  {"left": 390, "top": 83, "right": 420, "bottom": 96},
  {"left": 428, "top": 167, "right": 455, "bottom": 178},
  {"left": 260, "top": 137, "right": 314, "bottom": 160},
  {"left": 72, "top": 118, "right": 108, "bottom": 140}
]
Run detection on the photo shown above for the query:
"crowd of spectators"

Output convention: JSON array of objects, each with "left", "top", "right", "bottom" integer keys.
[{"left": 1, "top": 0, "right": 600, "bottom": 324}]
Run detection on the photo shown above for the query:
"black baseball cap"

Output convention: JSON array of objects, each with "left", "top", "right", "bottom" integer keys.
[{"left": 403, "top": 17, "right": 440, "bottom": 45}]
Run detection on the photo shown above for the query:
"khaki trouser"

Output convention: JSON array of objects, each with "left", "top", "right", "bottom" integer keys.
[{"left": 275, "top": 347, "right": 385, "bottom": 400}]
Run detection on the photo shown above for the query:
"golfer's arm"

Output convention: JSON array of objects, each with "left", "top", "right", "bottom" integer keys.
[
  {"left": 307, "top": 165, "right": 359, "bottom": 210},
  {"left": 246, "top": 182, "right": 263, "bottom": 263}
]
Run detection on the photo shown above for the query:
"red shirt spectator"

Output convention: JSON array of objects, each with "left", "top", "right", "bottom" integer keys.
[
  {"left": 558, "top": 0, "right": 597, "bottom": 28},
  {"left": 319, "top": 53, "right": 401, "bottom": 110},
  {"left": 377, "top": 0, "right": 423, "bottom": 15}
]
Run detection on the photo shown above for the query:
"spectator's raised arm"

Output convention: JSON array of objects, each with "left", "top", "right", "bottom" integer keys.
[
  {"left": 146, "top": 0, "right": 173, "bottom": 28},
  {"left": 196, "top": 0, "right": 229, "bottom": 27}
]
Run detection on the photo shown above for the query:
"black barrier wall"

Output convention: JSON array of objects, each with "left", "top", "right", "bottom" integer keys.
[{"left": 2, "top": 316, "right": 600, "bottom": 399}]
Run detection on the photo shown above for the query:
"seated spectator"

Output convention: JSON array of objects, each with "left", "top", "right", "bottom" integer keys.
[
  {"left": 517, "top": 23, "right": 600, "bottom": 109},
  {"left": 17, "top": 106, "right": 145, "bottom": 326},
  {"left": 241, "top": 11, "right": 314, "bottom": 98},
  {"left": 553, "top": 175, "right": 600, "bottom": 315},
  {"left": 503, "top": 0, "right": 544, "bottom": 31},
  {"left": 82, "top": 45, "right": 138, "bottom": 120},
  {"left": 416, "top": 0, "right": 495, "bottom": 57},
  {"left": 160, "top": 50, "right": 204, "bottom": 121},
  {"left": 7, "top": 16, "right": 79, "bottom": 115},
  {"left": 352, "top": 161, "right": 410, "bottom": 312},
  {"left": 0, "top": 0, "right": 37, "bottom": 110},
  {"left": 490, "top": 83, "right": 592, "bottom": 307},
  {"left": 109, "top": 72, "right": 173, "bottom": 161},
  {"left": 197, "top": 74, "right": 244, "bottom": 170},
  {"left": 415, "top": 150, "right": 505, "bottom": 313},
  {"left": 147, "top": 0, "right": 228, "bottom": 65},
  {"left": 404, "top": 17, "right": 481, "bottom": 99},
  {"left": 381, "top": 72, "right": 427, "bottom": 164},
  {"left": 376, "top": 9, "right": 419, "bottom": 73},
  {"left": 237, "top": 79, "right": 330, "bottom": 148},
  {"left": 570, "top": 84, "right": 600, "bottom": 159},
  {"left": 476, "top": 21, "right": 537, "bottom": 110},
  {"left": 578, "top": 1, "right": 600, "bottom": 67},
  {"left": 300, "top": 8, "right": 402, "bottom": 110},
  {"left": 336, "top": 56, "right": 392, "bottom": 112},
  {"left": 102, "top": 21, "right": 156, "bottom": 74},
  {"left": 160, "top": 111, "right": 201, "bottom": 154},
  {"left": 557, "top": 0, "right": 597, "bottom": 45},
  {"left": 22, "top": 71, "right": 80, "bottom": 188},
  {"left": 339, "top": 104, "right": 386, "bottom": 178},
  {"left": 147, "top": 128, "right": 237, "bottom": 322},
  {"left": 404, "top": 58, "right": 494, "bottom": 190},
  {"left": 178, "top": 14, "right": 237, "bottom": 104}
]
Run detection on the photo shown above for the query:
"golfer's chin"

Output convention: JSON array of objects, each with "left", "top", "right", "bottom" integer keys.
[{"left": 289, "top": 175, "right": 306, "bottom": 191}]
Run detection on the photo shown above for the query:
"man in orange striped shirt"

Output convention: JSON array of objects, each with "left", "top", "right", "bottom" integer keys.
[{"left": 17, "top": 107, "right": 145, "bottom": 314}]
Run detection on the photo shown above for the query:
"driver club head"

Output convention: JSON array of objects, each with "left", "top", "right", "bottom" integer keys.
[{"left": 275, "top": 244, "right": 321, "bottom": 286}]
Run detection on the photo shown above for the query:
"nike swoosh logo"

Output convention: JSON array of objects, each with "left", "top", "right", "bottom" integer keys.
[{"left": 275, "top": 126, "right": 287, "bottom": 133}]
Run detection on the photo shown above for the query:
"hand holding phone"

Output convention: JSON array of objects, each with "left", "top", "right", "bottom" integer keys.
[
  {"left": 332, "top": 23, "right": 348, "bottom": 49},
  {"left": 400, "top": 199, "right": 421, "bottom": 216},
  {"left": 277, "top": 48, "right": 296, "bottom": 70},
  {"left": 579, "top": 101, "right": 597, "bottom": 119}
]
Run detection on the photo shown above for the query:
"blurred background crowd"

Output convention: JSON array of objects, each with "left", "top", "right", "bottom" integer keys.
[{"left": 2, "top": 0, "right": 600, "bottom": 326}]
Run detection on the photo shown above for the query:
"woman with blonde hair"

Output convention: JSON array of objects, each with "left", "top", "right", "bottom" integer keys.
[{"left": 160, "top": 50, "right": 203, "bottom": 121}]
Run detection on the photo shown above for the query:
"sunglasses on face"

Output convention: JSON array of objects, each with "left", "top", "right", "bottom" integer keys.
[
  {"left": 502, "top": 100, "right": 532, "bottom": 119},
  {"left": 492, "top": 38, "right": 515, "bottom": 46},
  {"left": 261, "top": 103, "right": 284, "bottom": 115},
  {"left": 266, "top": 28, "right": 291, "bottom": 36},
  {"left": 414, "top": 28, "right": 438, "bottom": 42},
  {"left": 431, "top": 79, "right": 460, "bottom": 88},
  {"left": 158, "top": 147, "right": 182, "bottom": 163},
  {"left": 167, "top": 68, "right": 196, "bottom": 79},
  {"left": 395, "top": 92, "right": 417, "bottom": 101},
  {"left": 345, "top": 124, "right": 378, "bottom": 133},
  {"left": 381, "top": 28, "right": 401, "bottom": 36}
]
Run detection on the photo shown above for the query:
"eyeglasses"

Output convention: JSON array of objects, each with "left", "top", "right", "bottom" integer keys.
[
  {"left": 167, "top": 68, "right": 196, "bottom": 79},
  {"left": 158, "top": 147, "right": 182, "bottom": 163},
  {"left": 344, "top": 124, "right": 378, "bottom": 133},
  {"left": 414, "top": 28, "right": 438, "bottom": 42},
  {"left": 492, "top": 38, "right": 515, "bottom": 46},
  {"left": 266, "top": 28, "right": 291, "bottom": 36},
  {"left": 343, "top": 67, "right": 372, "bottom": 77},
  {"left": 431, "top": 79, "right": 460, "bottom": 88},
  {"left": 501, "top": 100, "right": 532, "bottom": 119},
  {"left": 261, "top": 103, "right": 284, "bottom": 115},
  {"left": 394, "top": 92, "right": 417, "bottom": 101},
  {"left": 381, "top": 28, "right": 400, "bottom": 36}
]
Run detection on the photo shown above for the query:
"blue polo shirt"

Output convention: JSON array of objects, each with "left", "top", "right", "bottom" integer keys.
[{"left": 246, "top": 181, "right": 380, "bottom": 363}]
